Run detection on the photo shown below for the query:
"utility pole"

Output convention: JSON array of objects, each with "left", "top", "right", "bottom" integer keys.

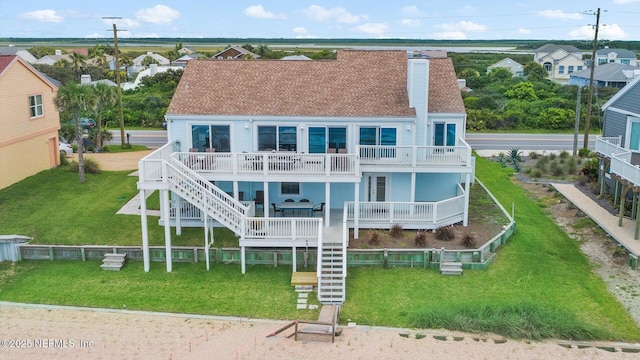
[
  {"left": 103, "top": 17, "right": 126, "bottom": 147},
  {"left": 583, "top": 8, "right": 602, "bottom": 150},
  {"left": 573, "top": 86, "right": 582, "bottom": 156}
]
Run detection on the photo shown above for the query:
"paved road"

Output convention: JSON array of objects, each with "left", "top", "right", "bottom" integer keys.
[
  {"left": 466, "top": 133, "right": 596, "bottom": 151},
  {"left": 108, "top": 130, "right": 598, "bottom": 152}
]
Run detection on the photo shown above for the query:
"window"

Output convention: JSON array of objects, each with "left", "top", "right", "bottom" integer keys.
[
  {"left": 558, "top": 66, "right": 564, "bottom": 74},
  {"left": 434, "top": 123, "right": 456, "bottom": 146},
  {"left": 308, "top": 127, "right": 347, "bottom": 153},
  {"left": 543, "top": 62, "right": 552, "bottom": 72},
  {"left": 258, "top": 125, "right": 297, "bottom": 151},
  {"left": 29, "top": 95, "right": 43, "bottom": 118},
  {"left": 281, "top": 182, "right": 300, "bottom": 195},
  {"left": 191, "top": 125, "right": 230, "bottom": 152},
  {"left": 598, "top": 58, "right": 608, "bottom": 65},
  {"left": 621, "top": 59, "right": 630, "bottom": 65},
  {"left": 359, "top": 127, "right": 397, "bottom": 158},
  {"left": 628, "top": 117, "right": 640, "bottom": 151},
  {"left": 577, "top": 66, "right": 583, "bottom": 71},
  {"left": 568, "top": 66, "right": 574, "bottom": 74}
]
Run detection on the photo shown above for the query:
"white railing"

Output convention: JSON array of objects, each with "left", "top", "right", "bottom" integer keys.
[
  {"left": 172, "top": 152, "right": 359, "bottom": 177},
  {"left": 595, "top": 136, "right": 624, "bottom": 158},
  {"left": 345, "top": 192, "right": 465, "bottom": 228},
  {"left": 166, "top": 160, "right": 247, "bottom": 233},
  {"left": 138, "top": 143, "right": 173, "bottom": 182},
  {"left": 611, "top": 154, "right": 640, "bottom": 186},
  {"left": 358, "top": 139, "right": 471, "bottom": 168},
  {"left": 243, "top": 217, "right": 321, "bottom": 244}
]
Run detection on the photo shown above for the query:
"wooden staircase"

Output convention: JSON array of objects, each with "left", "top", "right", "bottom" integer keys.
[
  {"left": 101, "top": 253, "right": 126, "bottom": 271},
  {"left": 317, "top": 241, "right": 345, "bottom": 304},
  {"left": 440, "top": 261, "right": 463, "bottom": 276}
]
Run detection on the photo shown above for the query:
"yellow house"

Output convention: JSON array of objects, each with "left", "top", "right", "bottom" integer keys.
[{"left": 0, "top": 55, "right": 60, "bottom": 189}]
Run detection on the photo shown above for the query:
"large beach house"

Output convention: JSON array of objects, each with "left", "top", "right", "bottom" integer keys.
[{"left": 137, "top": 50, "right": 473, "bottom": 304}]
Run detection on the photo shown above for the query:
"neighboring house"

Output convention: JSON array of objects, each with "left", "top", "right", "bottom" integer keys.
[
  {"left": 534, "top": 44, "right": 587, "bottom": 83},
  {"left": 131, "top": 52, "right": 171, "bottom": 73},
  {"left": 487, "top": 58, "right": 524, "bottom": 77},
  {"left": 33, "top": 50, "right": 72, "bottom": 66},
  {"left": 172, "top": 53, "right": 204, "bottom": 67},
  {"left": 0, "top": 46, "right": 37, "bottom": 63},
  {"left": 80, "top": 74, "right": 117, "bottom": 87},
  {"left": 121, "top": 64, "right": 182, "bottom": 90},
  {"left": 211, "top": 46, "right": 260, "bottom": 60},
  {"left": 177, "top": 47, "right": 195, "bottom": 55},
  {"left": 280, "top": 55, "right": 312, "bottom": 61},
  {"left": 596, "top": 47, "right": 638, "bottom": 67},
  {"left": 595, "top": 77, "right": 640, "bottom": 240},
  {"left": 0, "top": 55, "right": 60, "bottom": 189},
  {"left": 137, "top": 50, "right": 472, "bottom": 304},
  {"left": 569, "top": 62, "right": 640, "bottom": 89}
]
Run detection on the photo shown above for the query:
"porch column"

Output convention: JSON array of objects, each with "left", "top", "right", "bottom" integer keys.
[
  {"left": 263, "top": 181, "right": 269, "bottom": 218},
  {"left": 241, "top": 246, "right": 246, "bottom": 274},
  {"left": 162, "top": 189, "right": 173, "bottom": 272},
  {"left": 292, "top": 246, "right": 297, "bottom": 272},
  {"left": 233, "top": 181, "right": 239, "bottom": 200},
  {"left": 204, "top": 215, "right": 209, "bottom": 271},
  {"left": 619, "top": 184, "right": 630, "bottom": 227},
  {"left": 463, "top": 173, "right": 471, "bottom": 226},
  {"left": 354, "top": 182, "right": 360, "bottom": 239},
  {"left": 410, "top": 173, "right": 416, "bottom": 202},
  {"left": 140, "top": 189, "right": 150, "bottom": 272},
  {"left": 325, "top": 182, "right": 331, "bottom": 227},
  {"left": 175, "top": 193, "right": 182, "bottom": 236}
]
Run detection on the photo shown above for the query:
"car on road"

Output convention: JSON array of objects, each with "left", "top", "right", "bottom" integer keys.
[
  {"left": 68, "top": 118, "right": 96, "bottom": 129},
  {"left": 59, "top": 142, "right": 73, "bottom": 156}
]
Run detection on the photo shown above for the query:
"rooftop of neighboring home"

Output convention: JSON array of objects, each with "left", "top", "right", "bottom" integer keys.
[
  {"left": 572, "top": 62, "right": 640, "bottom": 82},
  {"left": 535, "top": 43, "right": 582, "bottom": 54},
  {"left": 167, "top": 50, "right": 464, "bottom": 118},
  {"left": 596, "top": 48, "right": 637, "bottom": 58}
]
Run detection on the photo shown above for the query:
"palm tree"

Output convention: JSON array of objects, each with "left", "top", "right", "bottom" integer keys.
[
  {"left": 70, "top": 52, "right": 87, "bottom": 80},
  {"left": 92, "top": 83, "right": 117, "bottom": 149},
  {"left": 119, "top": 55, "right": 133, "bottom": 81},
  {"left": 54, "top": 83, "right": 97, "bottom": 183}
]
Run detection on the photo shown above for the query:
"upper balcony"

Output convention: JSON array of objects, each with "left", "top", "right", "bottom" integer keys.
[{"left": 138, "top": 140, "right": 473, "bottom": 185}]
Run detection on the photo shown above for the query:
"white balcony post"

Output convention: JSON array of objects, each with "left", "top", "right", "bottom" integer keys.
[
  {"left": 175, "top": 193, "right": 182, "bottom": 236},
  {"left": 325, "top": 182, "right": 331, "bottom": 227},
  {"left": 354, "top": 182, "right": 360, "bottom": 239},
  {"left": 241, "top": 246, "right": 246, "bottom": 274},
  {"left": 263, "top": 181, "right": 269, "bottom": 217},
  {"left": 161, "top": 188, "right": 173, "bottom": 272},
  {"left": 463, "top": 174, "right": 470, "bottom": 226},
  {"left": 292, "top": 246, "right": 297, "bottom": 272},
  {"left": 140, "top": 189, "right": 150, "bottom": 272}
]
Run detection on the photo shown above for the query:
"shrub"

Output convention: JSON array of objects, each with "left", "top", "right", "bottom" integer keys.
[
  {"left": 559, "top": 150, "right": 569, "bottom": 159},
  {"left": 578, "top": 148, "right": 593, "bottom": 157},
  {"left": 368, "top": 230, "right": 380, "bottom": 246},
  {"left": 435, "top": 226, "right": 454, "bottom": 241},
  {"left": 531, "top": 169, "right": 543, "bottom": 178},
  {"left": 535, "top": 156, "right": 549, "bottom": 172},
  {"left": 549, "top": 153, "right": 556, "bottom": 160},
  {"left": 68, "top": 158, "right": 101, "bottom": 174},
  {"left": 59, "top": 153, "right": 69, "bottom": 166},
  {"left": 389, "top": 224, "right": 403, "bottom": 239},
  {"left": 528, "top": 151, "right": 539, "bottom": 160},
  {"left": 566, "top": 157, "right": 577, "bottom": 175},
  {"left": 462, "top": 233, "right": 476, "bottom": 248},
  {"left": 579, "top": 157, "right": 599, "bottom": 182},
  {"left": 550, "top": 162, "right": 564, "bottom": 177},
  {"left": 414, "top": 232, "right": 427, "bottom": 247}
]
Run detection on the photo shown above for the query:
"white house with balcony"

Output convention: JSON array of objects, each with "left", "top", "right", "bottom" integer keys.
[
  {"left": 534, "top": 44, "right": 587, "bottom": 84},
  {"left": 136, "top": 50, "right": 473, "bottom": 304}
]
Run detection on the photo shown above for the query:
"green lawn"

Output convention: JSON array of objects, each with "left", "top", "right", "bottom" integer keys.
[
  {"left": 0, "top": 167, "right": 238, "bottom": 247},
  {"left": 0, "top": 158, "right": 639, "bottom": 341}
]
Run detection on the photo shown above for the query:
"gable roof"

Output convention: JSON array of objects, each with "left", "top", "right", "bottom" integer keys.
[
  {"left": 0, "top": 55, "right": 58, "bottom": 90},
  {"left": 572, "top": 62, "right": 640, "bottom": 82},
  {"left": 536, "top": 44, "right": 582, "bottom": 54},
  {"left": 602, "top": 76, "right": 640, "bottom": 110},
  {"left": 212, "top": 46, "right": 260, "bottom": 59},
  {"left": 168, "top": 50, "right": 416, "bottom": 117},
  {"left": 428, "top": 58, "right": 466, "bottom": 114},
  {"left": 487, "top": 57, "right": 523, "bottom": 70},
  {"left": 596, "top": 48, "right": 637, "bottom": 59}
]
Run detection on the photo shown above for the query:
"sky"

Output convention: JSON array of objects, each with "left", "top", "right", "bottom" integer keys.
[{"left": 0, "top": 0, "right": 639, "bottom": 41}]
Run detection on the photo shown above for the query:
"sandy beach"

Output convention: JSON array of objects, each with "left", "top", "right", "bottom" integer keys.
[{"left": 1, "top": 302, "right": 638, "bottom": 360}]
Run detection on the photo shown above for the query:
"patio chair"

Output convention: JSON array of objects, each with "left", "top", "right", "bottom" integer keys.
[
  {"left": 313, "top": 202, "right": 325, "bottom": 216},
  {"left": 271, "top": 203, "right": 281, "bottom": 216},
  {"left": 254, "top": 190, "right": 264, "bottom": 209}
]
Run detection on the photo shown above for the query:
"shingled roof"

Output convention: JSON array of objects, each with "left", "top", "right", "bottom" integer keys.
[
  {"left": 428, "top": 57, "right": 466, "bottom": 114},
  {"left": 167, "top": 50, "right": 416, "bottom": 117}
]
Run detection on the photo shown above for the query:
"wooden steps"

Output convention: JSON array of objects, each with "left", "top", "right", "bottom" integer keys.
[
  {"left": 101, "top": 253, "right": 126, "bottom": 271},
  {"left": 440, "top": 261, "right": 463, "bottom": 276},
  {"left": 291, "top": 271, "right": 317, "bottom": 286}
]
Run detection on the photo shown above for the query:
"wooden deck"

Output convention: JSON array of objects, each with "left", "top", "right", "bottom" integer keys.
[{"left": 291, "top": 272, "right": 317, "bottom": 286}]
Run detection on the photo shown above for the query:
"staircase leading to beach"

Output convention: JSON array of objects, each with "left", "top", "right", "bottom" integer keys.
[{"left": 317, "top": 241, "right": 345, "bottom": 304}]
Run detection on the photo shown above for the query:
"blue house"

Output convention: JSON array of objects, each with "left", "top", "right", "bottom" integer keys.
[
  {"left": 137, "top": 50, "right": 472, "bottom": 304},
  {"left": 595, "top": 76, "right": 640, "bottom": 241}
]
